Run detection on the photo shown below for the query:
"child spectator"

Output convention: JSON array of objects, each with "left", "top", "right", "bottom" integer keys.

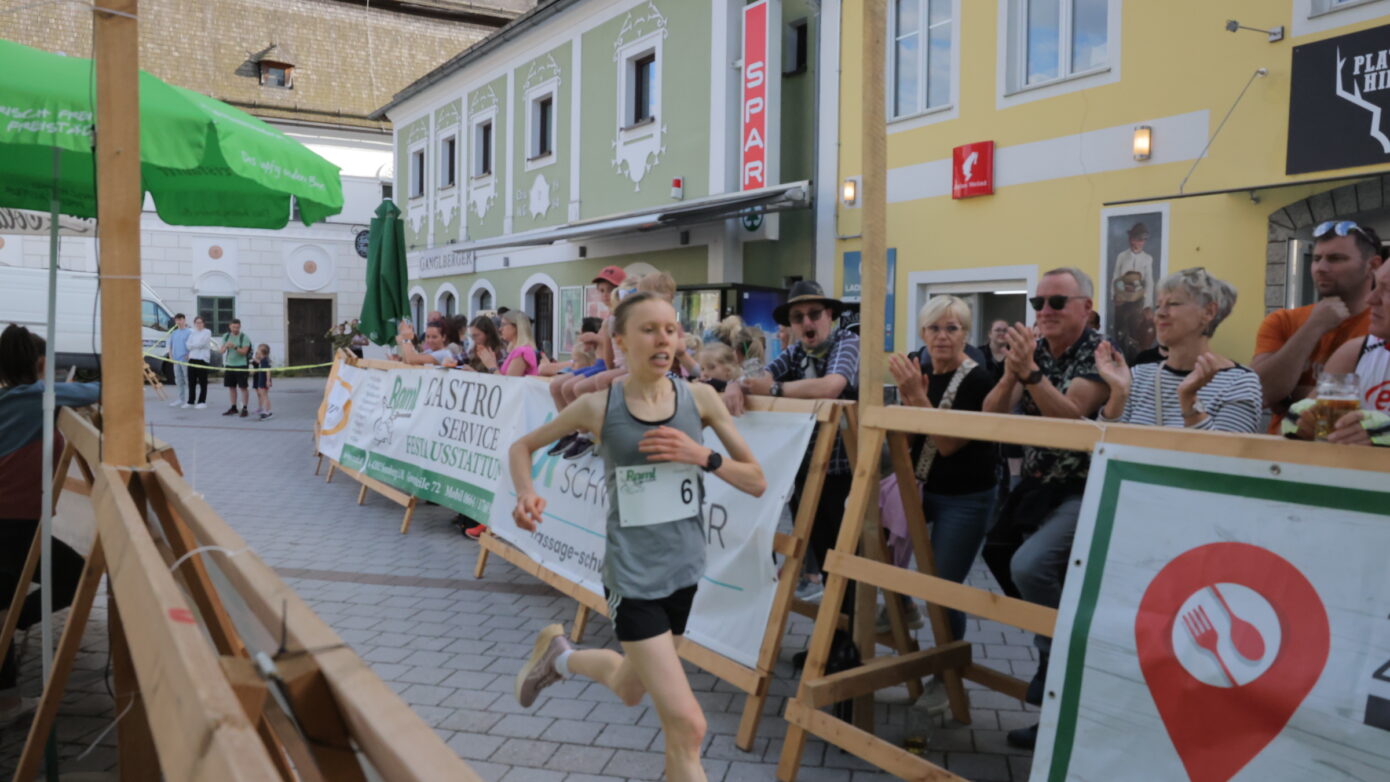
[
  {"left": 252, "top": 343, "right": 273, "bottom": 420},
  {"left": 696, "top": 342, "right": 740, "bottom": 392}
]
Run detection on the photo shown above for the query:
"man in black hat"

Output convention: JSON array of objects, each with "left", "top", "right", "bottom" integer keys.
[{"left": 723, "top": 280, "right": 859, "bottom": 602}]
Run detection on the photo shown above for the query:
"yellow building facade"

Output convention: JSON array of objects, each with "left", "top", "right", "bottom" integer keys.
[{"left": 834, "top": 0, "right": 1390, "bottom": 363}]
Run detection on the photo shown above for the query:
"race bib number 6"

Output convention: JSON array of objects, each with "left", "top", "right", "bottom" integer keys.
[{"left": 615, "top": 462, "right": 700, "bottom": 527}]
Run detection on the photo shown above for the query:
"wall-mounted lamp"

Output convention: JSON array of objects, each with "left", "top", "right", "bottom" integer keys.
[
  {"left": 1132, "top": 125, "right": 1153, "bottom": 162},
  {"left": 841, "top": 176, "right": 861, "bottom": 208},
  {"left": 1225, "top": 19, "right": 1284, "bottom": 43}
]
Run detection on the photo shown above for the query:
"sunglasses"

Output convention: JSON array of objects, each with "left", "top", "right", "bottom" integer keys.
[
  {"left": 1314, "top": 220, "right": 1377, "bottom": 245},
  {"left": 790, "top": 307, "right": 826, "bottom": 324},
  {"left": 1029, "top": 295, "right": 1086, "bottom": 312}
]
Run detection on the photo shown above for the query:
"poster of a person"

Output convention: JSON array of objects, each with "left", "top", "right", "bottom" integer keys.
[{"left": 1102, "top": 209, "right": 1167, "bottom": 362}]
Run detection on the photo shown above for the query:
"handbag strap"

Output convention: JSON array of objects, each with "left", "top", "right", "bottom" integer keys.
[{"left": 914, "top": 358, "right": 978, "bottom": 480}]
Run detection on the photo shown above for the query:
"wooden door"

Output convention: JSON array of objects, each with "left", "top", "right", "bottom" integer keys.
[{"left": 287, "top": 298, "right": 333, "bottom": 368}]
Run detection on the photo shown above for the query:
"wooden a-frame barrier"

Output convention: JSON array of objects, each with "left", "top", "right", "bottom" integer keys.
[
  {"left": 472, "top": 396, "right": 925, "bottom": 751},
  {"left": 2, "top": 407, "right": 478, "bottom": 781},
  {"left": 316, "top": 354, "right": 420, "bottom": 534},
  {"left": 775, "top": 405, "right": 1390, "bottom": 781}
]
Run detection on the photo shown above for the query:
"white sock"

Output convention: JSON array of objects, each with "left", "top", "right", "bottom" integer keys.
[{"left": 555, "top": 649, "right": 574, "bottom": 677}]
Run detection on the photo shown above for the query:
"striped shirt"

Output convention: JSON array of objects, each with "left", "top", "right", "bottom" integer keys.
[
  {"left": 764, "top": 328, "right": 860, "bottom": 474},
  {"left": 1102, "top": 362, "right": 1263, "bottom": 433}
]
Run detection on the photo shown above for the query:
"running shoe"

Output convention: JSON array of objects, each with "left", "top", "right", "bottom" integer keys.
[
  {"left": 222, "top": 406, "right": 238, "bottom": 416},
  {"left": 169, "top": 398, "right": 182, "bottom": 406},
  {"left": 240, "top": 407, "right": 249, "bottom": 418},
  {"left": 260, "top": 412, "right": 273, "bottom": 420},
  {"left": 516, "top": 624, "right": 572, "bottom": 707},
  {"left": 912, "top": 677, "right": 950, "bottom": 716},
  {"left": 180, "top": 403, "right": 191, "bottom": 409},
  {"left": 464, "top": 524, "right": 485, "bottom": 540},
  {"left": 547, "top": 433, "right": 578, "bottom": 456},
  {"left": 794, "top": 577, "right": 823, "bottom": 603},
  {"left": 562, "top": 435, "right": 593, "bottom": 459},
  {"left": 195, "top": 403, "right": 207, "bottom": 409}
]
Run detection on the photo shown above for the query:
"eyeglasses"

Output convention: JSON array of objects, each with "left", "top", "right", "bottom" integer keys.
[
  {"left": 1029, "top": 295, "right": 1087, "bottom": 312},
  {"left": 924, "top": 324, "right": 962, "bottom": 335},
  {"left": 790, "top": 307, "right": 826, "bottom": 324},
  {"left": 1314, "top": 220, "right": 1377, "bottom": 245}
]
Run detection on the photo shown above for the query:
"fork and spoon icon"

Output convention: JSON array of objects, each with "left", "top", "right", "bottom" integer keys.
[{"left": 1181, "top": 585, "right": 1268, "bottom": 686}]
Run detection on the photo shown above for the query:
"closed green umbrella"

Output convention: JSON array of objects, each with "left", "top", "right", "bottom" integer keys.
[
  {"left": 0, "top": 38, "right": 343, "bottom": 226},
  {"left": 360, "top": 199, "right": 410, "bottom": 345}
]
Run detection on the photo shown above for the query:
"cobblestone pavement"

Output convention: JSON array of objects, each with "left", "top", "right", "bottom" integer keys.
[{"left": 1, "top": 377, "right": 1041, "bottom": 780}]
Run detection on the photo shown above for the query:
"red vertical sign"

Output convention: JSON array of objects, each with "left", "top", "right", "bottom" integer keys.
[{"left": 741, "top": 0, "right": 769, "bottom": 191}]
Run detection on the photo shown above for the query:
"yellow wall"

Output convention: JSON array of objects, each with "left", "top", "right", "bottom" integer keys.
[{"left": 837, "top": 0, "right": 1390, "bottom": 362}]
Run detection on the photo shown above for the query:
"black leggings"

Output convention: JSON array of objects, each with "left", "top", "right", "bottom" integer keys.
[
  {"left": 0, "top": 520, "right": 86, "bottom": 690},
  {"left": 790, "top": 468, "right": 856, "bottom": 615},
  {"left": 187, "top": 359, "right": 210, "bottom": 404}
]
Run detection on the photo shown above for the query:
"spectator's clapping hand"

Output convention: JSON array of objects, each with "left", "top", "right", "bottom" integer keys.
[
  {"left": 1004, "top": 324, "right": 1037, "bottom": 378},
  {"left": 476, "top": 346, "right": 498, "bottom": 371},
  {"left": 888, "top": 354, "right": 930, "bottom": 407},
  {"left": 1177, "top": 352, "right": 1232, "bottom": 399},
  {"left": 1093, "top": 341, "right": 1131, "bottom": 395},
  {"left": 1328, "top": 410, "right": 1373, "bottom": 446}
]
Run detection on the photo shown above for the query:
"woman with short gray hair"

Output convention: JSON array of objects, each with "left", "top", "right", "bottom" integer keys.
[{"left": 1094, "top": 267, "right": 1262, "bottom": 431}]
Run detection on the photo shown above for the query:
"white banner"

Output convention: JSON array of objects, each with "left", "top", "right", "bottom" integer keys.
[
  {"left": 316, "top": 360, "right": 815, "bottom": 668},
  {"left": 1033, "top": 444, "right": 1390, "bottom": 781}
]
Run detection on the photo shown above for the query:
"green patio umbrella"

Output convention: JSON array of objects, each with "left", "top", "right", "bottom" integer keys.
[
  {"left": 360, "top": 199, "right": 410, "bottom": 345},
  {"left": 0, "top": 38, "right": 343, "bottom": 227}
]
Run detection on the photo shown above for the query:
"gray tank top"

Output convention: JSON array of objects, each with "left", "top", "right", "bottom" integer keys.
[{"left": 599, "top": 378, "right": 706, "bottom": 599}]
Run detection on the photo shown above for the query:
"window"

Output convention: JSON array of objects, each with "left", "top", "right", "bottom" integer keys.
[
  {"left": 628, "top": 51, "right": 657, "bottom": 126},
  {"left": 381, "top": 181, "right": 393, "bottom": 201},
  {"left": 259, "top": 63, "right": 292, "bottom": 88},
  {"left": 409, "top": 148, "right": 425, "bottom": 198},
  {"left": 197, "top": 296, "right": 236, "bottom": 336},
  {"left": 473, "top": 120, "right": 494, "bottom": 178},
  {"left": 784, "top": 19, "right": 809, "bottom": 76},
  {"left": 530, "top": 94, "right": 555, "bottom": 160},
  {"left": 439, "top": 136, "right": 457, "bottom": 188},
  {"left": 410, "top": 293, "right": 425, "bottom": 329},
  {"left": 478, "top": 290, "right": 493, "bottom": 312},
  {"left": 141, "top": 299, "right": 173, "bottom": 331},
  {"left": 1011, "top": 0, "right": 1108, "bottom": 90},
  {"left": 891, "top": 0, "right": 953, "bottom": 117},
  {"left": 440, "top": 291, "right": 457, "bottom": 318}
]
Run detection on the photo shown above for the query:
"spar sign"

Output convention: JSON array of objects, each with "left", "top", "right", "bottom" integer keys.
[
  {"left": 740, "top": 0, "right": 779, "bottom": 191},
  {"left": 1032, "top": 445, "right": 1390, "bottom": 782}
]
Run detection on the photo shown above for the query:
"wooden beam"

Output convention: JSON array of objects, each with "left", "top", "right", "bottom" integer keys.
[
  {"left": 858, "top": 0, "right": 888, "bottom": 404},
  {"left": 783, "top": 699, "right": 965, "bottom": 782},
  {"left": 961, "top": 663, "right": 1030, "bottom": 702},
  {"left": 109, "top": 581, "right": 159, "bottom": 782},
  {"left": 803, "top": 642, "right": 971, "bottom": 709},
  {"left": 94, "top": 0, "right": 146, "bottom": 466},
  {"left": 861, "top": 406, "right": 1390, "bottom": 472},
  {"left": 150, "top": 461, "right": 481, "bottom": 781},
  {"left": 93, "top": 465, "right": 279, "bottom": 780},
  {"left": 824, "top": 550, "right": 1058, "bottom": 637}
]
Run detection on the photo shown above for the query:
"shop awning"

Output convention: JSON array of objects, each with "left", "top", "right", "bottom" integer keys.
[
  {"left": 1102, "top": 170, "right": 1390, "bottom": 206},
  {"left": 450, "top": 180, "right": 810, "bottom": 253}
]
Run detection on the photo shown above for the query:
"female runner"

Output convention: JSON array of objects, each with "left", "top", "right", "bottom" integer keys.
[{"left": 510, "top": 291, "right": 766, "bottom": 782}]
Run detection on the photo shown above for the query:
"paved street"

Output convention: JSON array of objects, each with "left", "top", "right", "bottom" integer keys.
[{"left": 2, "top": 377, "right": 1041, "bottom": 781}]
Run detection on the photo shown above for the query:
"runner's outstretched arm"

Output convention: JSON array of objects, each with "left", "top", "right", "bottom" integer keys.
[
  {"left": 508, "top": 391, "right": 606, "bottom": 530},
  {"left": 638, "top": 382, "right": 765, "bottom": 497}
]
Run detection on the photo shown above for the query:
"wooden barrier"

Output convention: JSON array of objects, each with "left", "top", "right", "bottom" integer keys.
[
  {"left": 775, "top": 405, "right": 1390, "bottom": 781},
  {"left": 7, "top": 408, "right": 480, "bottom": 781},
  {"left": 316, "top": 353, "right": 420, "bottom": 534}
]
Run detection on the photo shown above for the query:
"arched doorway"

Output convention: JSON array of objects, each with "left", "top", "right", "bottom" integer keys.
[
  {"left": 1266, "top": 174, "right": 1390, "bottom": 314},
  {"left": 409, "top": 292, "right": 425, "bottom": 328}
]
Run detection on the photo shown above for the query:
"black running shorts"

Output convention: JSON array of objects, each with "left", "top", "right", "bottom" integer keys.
[
  {"left": 604, "top": 583, "right": 698, "bottom": 643},
  {"left": 223, "top": 370, "right": 249, "bottom": 388}
]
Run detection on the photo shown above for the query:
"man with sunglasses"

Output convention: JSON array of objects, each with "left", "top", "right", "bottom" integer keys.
[
  {"left": 1253, "top": 220, "right": 1383, "bottom": 433},
  {"left": 725, "top": 280, "right": 859, "bottom": 603},
  {"left": 982, "top": 267, "right": 1110, "bottom": 750}
]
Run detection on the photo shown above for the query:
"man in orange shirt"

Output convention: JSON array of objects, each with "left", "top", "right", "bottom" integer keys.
[{"left": 1253, "top": 220, "right": 1383, "bottom": 432}]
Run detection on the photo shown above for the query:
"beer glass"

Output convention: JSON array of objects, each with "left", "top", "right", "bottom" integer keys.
[{"left": 1313, "top": 372, "right": 1361, "bottom": 441}]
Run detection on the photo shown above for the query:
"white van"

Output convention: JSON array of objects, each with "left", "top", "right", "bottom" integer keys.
[{"left": 0, "top": 266, "right": 176, "bottom": 373}]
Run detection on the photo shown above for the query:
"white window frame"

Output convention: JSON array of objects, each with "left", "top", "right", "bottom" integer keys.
[
  {"left": 617, "top": 32, "right": 663, "bottom": 137},
  {"left": 997, "top": 0, "right": 1121, "bottom": 109},
  {"left": 1294, "top": 0, "right": 1390, "bottom": 35},
  {"left": 435, "top": 282, "right": 461, "bottom": 318},
  {"left": 468, "top": 278, "right": 497, "bottom": 317},
  {"left": 438, "top": 134, "right": 457, "bottom": 190},
  {"left": 887, "top": 0, "right": 961, "bottom": 132},
  {"left": 408, "top": 144, "right": 427, "bottom": 199},
  {"left": 525, "top": 79, "right": 560, "bottom": 172},
  {"left": 471, "top": 111, "right": 497, "bottom": 181}
]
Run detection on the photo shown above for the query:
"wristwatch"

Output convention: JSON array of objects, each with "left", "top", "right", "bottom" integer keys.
[
  {"left": 703, "top": 450, "right": 723, "bottom": 473},
  {"left": 770, "top": 382, "right": 783, "bottom": 397},
  {"left": 1018, "top": 368, "right": 1043, "bottom": 386}
]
